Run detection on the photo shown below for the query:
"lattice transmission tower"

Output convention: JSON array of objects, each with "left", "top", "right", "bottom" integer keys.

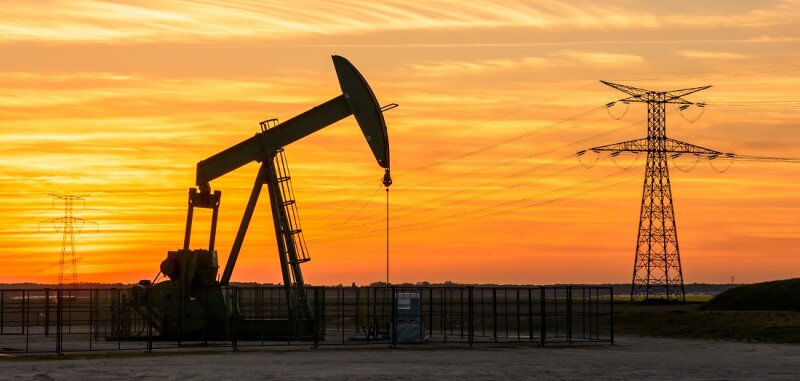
[
  {"left": 40, "top": 194, "right": 97, "bottom": 287},
  {"left": 580, "top": 81, "right": 725, "bottom": 301}
]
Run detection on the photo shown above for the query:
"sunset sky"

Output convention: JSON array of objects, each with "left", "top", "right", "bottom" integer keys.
[{"left": 1, "top": 1, "right": 799, "bottom": 285}]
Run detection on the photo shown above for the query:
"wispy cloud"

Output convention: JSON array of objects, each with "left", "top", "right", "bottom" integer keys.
[
  {"left": 1, "top": 1, "right": 796, "bottom": 45},
  {"left": 406, "top": 57, "right": 552, "bottom": 77},
  {"left": 746, "top": 35, "right": 800, "bottom": 42},
  {"left": 665, "top": 0, "right": 800, "bottom": 28},
  {"left": 0, "top": 71, "right": 323, "bottom": 112},
  {"left": 404, "top": 51, "right": 646, "bottom": 78},
  {"left": 558, "top": 51, "right": 645, "bottom": 65},
  {"left": 0, "top": 0, "right": 662, "bottom": 43},
  {"left": 677, "top": 50, "right": 749, "bottom": 60}
]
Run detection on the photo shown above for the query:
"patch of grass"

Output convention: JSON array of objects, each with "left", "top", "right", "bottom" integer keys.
[
  {"left": 684, "top": 295, "right": 714, "bottom": 303},
  {"left": 615, "top": 308, "right": 800, "bottom": 343},
  {"left": 702, "top": 278, "right": 800, "bottom": 312}
]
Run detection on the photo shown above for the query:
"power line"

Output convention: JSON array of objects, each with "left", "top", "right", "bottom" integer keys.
[
  {"left": 310, "top": 102, "right": 614, "bottom": 207},
  {"left": 315, "top": 185, "right": 383, "bottom": 236},
  {"left": 402, "top": 81, "right": 600, "bottom": 149},
  {"left": 403, "top": 105, "right": 607, "bottom": 174},
  {"left": 314, "top": 162, "right": 643, "bottom": 242},
  {"left": 315, "top": 106, "right": 685, "bottom": 236},
  {"left": 399, "top": 106, "right": 671, "bottom": 193},
  {"left": 372, "top": 174, "right": 641, "bottom": 238},
  {"left": 313, "top": 154, "right": 584, "bottom": 237},
  {"left": 299, "top": 102, "right": 610, "bottom": 222},
  {"left": 312, "top": 108, "right": 681, "bottom": 238},
  {"left": 707, "top": 100, "right": 800, "bottom": 104},
  {"left": 297, "top": 87, "right": 607, "bottom": 199},
  {"left": 704, "top": 100, "right": 800, "bottom": 109},
  {"left": 729, "top": 154, "right": 800, "bottom": 164}
]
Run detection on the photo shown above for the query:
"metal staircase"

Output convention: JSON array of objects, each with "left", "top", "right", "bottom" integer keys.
[
  {"left": 274, "top": 149, "right": 310, "bottom": 265},
  {"left": 261, "top": 119, "right": 311, "bottom": 321}
]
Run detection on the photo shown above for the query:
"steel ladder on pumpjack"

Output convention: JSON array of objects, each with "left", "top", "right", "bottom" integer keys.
[{"left": 260, "top": 119, "right": 312, "bottom": 322}]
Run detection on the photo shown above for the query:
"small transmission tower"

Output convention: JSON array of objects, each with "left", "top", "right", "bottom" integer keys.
[
  {"left": 40, "top": 194, "right": 97, "bottom": 288},
  {"left": 580, "top": 81, "right": 725, "bottom": 301}
]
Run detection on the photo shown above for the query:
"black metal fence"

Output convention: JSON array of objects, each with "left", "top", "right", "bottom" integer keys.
[{"left": 0, "top": 286, "right": 612, "bottom": 355}]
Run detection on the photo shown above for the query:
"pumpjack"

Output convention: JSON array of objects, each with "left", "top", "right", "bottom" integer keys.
[{"left": 122, "top": 56, "right": 392, "bottom": 340}]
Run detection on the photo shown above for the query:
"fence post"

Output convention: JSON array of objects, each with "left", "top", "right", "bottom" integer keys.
[
  {"left": 428, "top": 288, "right": 433, "bottom": 341},
  {"left": 22, "top": 290, "right": 26, "bottom": 336},
  {"left": 468, "top": 286, "right": 473, "bottom": 347},
  {"left": 231, "top": 290, "right": 238, "bottom": 351},
  {"left": 338, "top": 288, "right": 344, "bottom": 344},
  {"left": 585, "top": 287, "right": 590, "bottom": 341},
  {"left": 0, "top": 289, "right": 4, "bottom": 335},
  {"left": 56, "top": 288, "right": 63, "bottom": 355},
  {"left": 540, "top": 287, "right": 546, "bottom": 345},
  {"left": 322, "top": 286, "right": 327, "bottom": 338},
  {"left": 567, "top": 286, "right": 573, "bottom": 344},
  {"left": 110, "top": 288, "right": 119, "bottom": 349},
  {"left": 88, "top": 289, "right": 93, "bottom": 350},
  {"left": 95, "top": 290, "right": 101, "bottom": 343},
  {"left": 24, "top": 290, "right": 29, "bottom": 352},
  {"left": 66, "top": 289, "right": 72, "bottom": 334},
  {"left": 609, "top": 287, "right": 615, "bottom": 345},
  {"left": 44, "top": 288, "right": 50, "bottom": 337},
  {"left": 146, "top": 289, "right": 152, "bottom": 353},
  {"left": 313, "top": 287, "right": 320, "bottom": 349},
  {"left": 528, "top": 288, "right": 533, "bottom": 343},
  {"left": 94, "top": 290, "right": 102, "bottom": 343},
  {"left": 442, "top": 288, "right": 447, "bottom": 343},
  {"left": 355, "top": 286, "right": 360, "bottom": 343},
  {"left": 492, "top": 288, "right": 497, "bottom": 342},
  {"left": 516, "top": 288, "right": 521, "bottom": 341},
  {"left": 391, "top": 286, "right": 397, "bottom": 348},
  {"left": 459, "top": 288, "right": 464, "bottom": 339}
]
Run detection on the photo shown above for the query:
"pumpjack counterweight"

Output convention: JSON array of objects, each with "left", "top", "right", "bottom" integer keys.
[{"left": 582, "top": 81, "right": 716, "bottom": 302}]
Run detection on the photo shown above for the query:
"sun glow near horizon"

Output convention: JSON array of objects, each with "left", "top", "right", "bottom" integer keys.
[{"left": 1, "top": 1, "right": 799, "bottom": 286}]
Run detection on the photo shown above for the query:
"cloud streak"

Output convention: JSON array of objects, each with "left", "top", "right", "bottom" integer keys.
[{"left": 4, "top": 0, "right": 783, "bottom": 44}]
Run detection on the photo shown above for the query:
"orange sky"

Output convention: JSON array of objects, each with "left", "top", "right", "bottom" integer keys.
[{"left": 1, "top": 1, "right": 799, "bottom": 285}]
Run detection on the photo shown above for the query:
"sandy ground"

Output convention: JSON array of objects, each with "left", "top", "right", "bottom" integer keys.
[{"left": 2, "top": 336, "right": 800, "bottom": 380}]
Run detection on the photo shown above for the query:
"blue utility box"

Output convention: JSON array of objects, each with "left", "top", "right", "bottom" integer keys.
[{"left": 395, "top": 292, "right": 423, "bottom": 343}]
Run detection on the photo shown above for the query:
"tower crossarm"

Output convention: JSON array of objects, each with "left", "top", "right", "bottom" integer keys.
[
  {"left": 582, "top": 137, "right": 725, "bottom": 157},
  {"left": 664, "top": 138, "right": 724, "bottom": 157},
  {"left": 600, "top": 81, "right": 650, "bottom": 97},
  {"left": 601, "top": 81, "right": 710, "bottom": 105},
  {"left": 660, "top": 86, "right": 712, "bottom": 104},
  {"left": 584, "top": 137, "right": 649, "bottom": 154}
]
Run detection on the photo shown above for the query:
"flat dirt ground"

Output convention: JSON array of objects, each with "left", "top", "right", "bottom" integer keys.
[{"left": 2, "top": 336, "right": 800, "bottom": 380}]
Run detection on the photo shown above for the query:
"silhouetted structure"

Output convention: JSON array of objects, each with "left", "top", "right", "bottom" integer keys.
[
  {"left": 581, "top": 82, "right": 718, "bottom": 301},
  {"left": 579, "top": 82, "right": 800, "bottom": 301},
  {"left": 40, "top": 194, "right": 96, "bottom": 288},
  {"left": 133, "top": 56, "right": 393, "bottom": 340}
]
